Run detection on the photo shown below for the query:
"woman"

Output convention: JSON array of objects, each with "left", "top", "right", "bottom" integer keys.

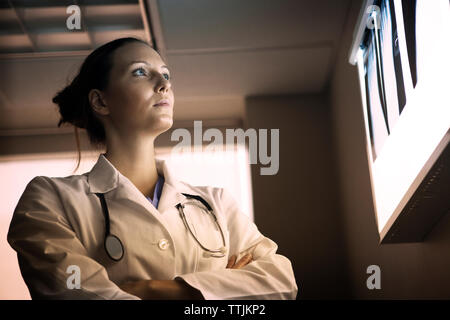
[{"left": 7, "top": 37, "right": 298, "bottom": 300}]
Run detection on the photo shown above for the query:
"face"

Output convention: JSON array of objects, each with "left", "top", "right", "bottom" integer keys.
[{"left": 94, "top": 42, "right": 174, "bottom": 139}]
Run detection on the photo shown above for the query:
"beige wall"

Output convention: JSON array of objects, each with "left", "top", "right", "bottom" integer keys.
[
  {"left": 329, "top": 0, "right": 450, "bottom": 298},
  {"left": 245, "top": 94, "right": 350, "bottom": 299}
]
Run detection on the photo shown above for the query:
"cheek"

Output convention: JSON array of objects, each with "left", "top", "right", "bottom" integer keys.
[{"left": 108, "top": 81, "right": 151, "bottom": 115}]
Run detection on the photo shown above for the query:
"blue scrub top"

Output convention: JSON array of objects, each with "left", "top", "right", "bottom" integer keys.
[{"left": 145, "top": 174, "right": 164, "bottom": 209}]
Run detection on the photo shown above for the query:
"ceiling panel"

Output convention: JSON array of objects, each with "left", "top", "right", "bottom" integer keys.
[
  {"left": 0, "top": 0, "right": 149, "bottom": 54},
  {"left": 158, "top": 0, "right": 350, "bottom": 51},
  {"left": 167, "top": 45, "right": 333, "bottom": 97}
]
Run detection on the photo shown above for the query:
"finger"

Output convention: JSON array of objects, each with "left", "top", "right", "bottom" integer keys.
[
  {"left": 233, "top": 253, "right": 253, "bottom": 269},
  {"left": 226, "top": 255, "right": 237, "bottom": 268},
  {"left": 233, "top": 254, "right": 252, "bottom": 269}
]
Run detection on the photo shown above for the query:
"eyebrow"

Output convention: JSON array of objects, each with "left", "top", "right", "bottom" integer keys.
[{"left": 128, "top": 61, "right": 169, "bottom": 71}]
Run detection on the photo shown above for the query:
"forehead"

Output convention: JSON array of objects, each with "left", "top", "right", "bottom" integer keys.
[{"left": 111, "top": 42, "right": 164, "bottom": 70}]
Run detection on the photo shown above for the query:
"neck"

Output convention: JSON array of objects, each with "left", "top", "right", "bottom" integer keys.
[{"left": 104, "top": 133, "right": 159, "bottom": 198}]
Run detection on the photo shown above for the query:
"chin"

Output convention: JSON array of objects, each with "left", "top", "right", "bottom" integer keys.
[{"left": 149, "top": 118, "right": 173, "bottom": 135}]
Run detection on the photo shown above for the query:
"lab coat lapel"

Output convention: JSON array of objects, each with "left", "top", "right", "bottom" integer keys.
[
  {"left": 110, "top": 157, "right": 187, "bottom": 217},
  {"left": 87, "top": 154, "right": 185, "bottom": 230},
  {"left": 154, "top": 158, "right": 187, "bottom": 214},
  {"left": 87, "top": 154, "right": 119, "bottom": 194}
]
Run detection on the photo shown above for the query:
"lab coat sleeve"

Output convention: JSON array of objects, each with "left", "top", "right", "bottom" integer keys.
[
  {"left": 175, "top": 188, "right": 298, "bottom": 300},
  {"left": 7, "top": 176, "right": 140, "bottom": 300}
]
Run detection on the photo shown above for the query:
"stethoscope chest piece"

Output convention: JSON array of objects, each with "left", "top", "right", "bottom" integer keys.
[
  {"left": 96, "top": 193, "right": 125, "bottom": 262},
  {"left": 105, "top": 234, "right": 124, "bottom": 261}
]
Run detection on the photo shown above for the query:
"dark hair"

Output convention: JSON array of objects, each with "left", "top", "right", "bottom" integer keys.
[{"left": 52, "top": 37, "right": 151, "bottom": 171}]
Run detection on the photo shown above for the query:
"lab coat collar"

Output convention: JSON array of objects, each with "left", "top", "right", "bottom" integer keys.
[{"left": 87, "top": 153, "right": 187, "bottom": 213}]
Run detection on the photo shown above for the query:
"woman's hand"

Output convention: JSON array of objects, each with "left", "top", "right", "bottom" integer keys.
[{"left": 226, "top": 253, "right": 253, "bottom": 269}]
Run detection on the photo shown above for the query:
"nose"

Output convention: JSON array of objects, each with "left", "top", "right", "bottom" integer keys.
[{"left": 155, "top": 74, "right": 171, "bottom": 94}]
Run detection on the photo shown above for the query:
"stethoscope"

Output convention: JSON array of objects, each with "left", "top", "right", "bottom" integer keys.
[
  {"left": 176, "top": 193, "right": 227, "bottom": 258},
  {"left": 95, "top": 192, "right": 227, "bottom": 261}
]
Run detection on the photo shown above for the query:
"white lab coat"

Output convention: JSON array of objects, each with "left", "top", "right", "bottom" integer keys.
[{"left": 7, "top": 154, "right": 298, "bottom": 300}]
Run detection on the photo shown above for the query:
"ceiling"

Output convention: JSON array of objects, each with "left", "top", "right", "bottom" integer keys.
[
  {"left": 0, "top": 0, "right": 149, "bottom": 54},
  {"left": 0, "top": 0, "right": 352, "bottom": 136}
]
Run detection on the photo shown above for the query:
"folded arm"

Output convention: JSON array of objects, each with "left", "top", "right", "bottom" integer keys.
[
  {"left": 118, "top": 253, "right": 254, "bottom": 299},
  {"left": 173, "top": 188, "right": 298, "bottom": 300},
  {"left": 7, "top": 176, "right": 140, "bottom": 300}
]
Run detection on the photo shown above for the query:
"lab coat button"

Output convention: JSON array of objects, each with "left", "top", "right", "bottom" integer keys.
[{"left": 158, "top": 239, "right": 169, "bottom": 250}]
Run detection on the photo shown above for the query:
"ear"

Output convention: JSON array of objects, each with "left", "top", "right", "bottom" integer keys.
[{"left": 88, "top": 89, "right": 109, "bottom": 116}]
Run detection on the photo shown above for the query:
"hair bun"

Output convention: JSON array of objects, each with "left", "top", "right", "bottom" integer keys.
[{"left": 53, "top": 77, "right": 87, "bottom": 129}]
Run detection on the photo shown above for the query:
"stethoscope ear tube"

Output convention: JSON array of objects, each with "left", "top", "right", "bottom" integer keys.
[{"left": 95, "top": 193, "right": 124, "bottom": 261}]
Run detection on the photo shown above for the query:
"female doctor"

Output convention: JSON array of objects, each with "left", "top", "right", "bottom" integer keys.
[{"left": 7, "top": 37, "right": 298, "bottom": 300}]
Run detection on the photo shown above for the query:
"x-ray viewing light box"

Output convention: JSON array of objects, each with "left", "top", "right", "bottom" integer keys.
[{"left": 349, "top": 0, "right": 450, "bottom": 243}]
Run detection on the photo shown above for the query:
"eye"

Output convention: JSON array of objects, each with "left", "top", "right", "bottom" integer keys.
[
  {"left": 163, "top": 73, "right": 170, "bottom": 81},
  {"left": 132, "top": 67, "right": 147, "bottom": 77}
]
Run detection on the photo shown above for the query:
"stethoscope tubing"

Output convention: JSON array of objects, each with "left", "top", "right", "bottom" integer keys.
[
  {"left": 95, "top": 192, "right": 226, "bottom": 261},
  {"left": 95, "top": 193, "right": 124, "bottom": 261},
  {"left": 177, "top": 193, "right": 227, "bottom": 257}
]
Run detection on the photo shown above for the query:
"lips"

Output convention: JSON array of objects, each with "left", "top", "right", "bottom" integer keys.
[{"left": 153, "top": 99, "right": 170, "bottom": 107}]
